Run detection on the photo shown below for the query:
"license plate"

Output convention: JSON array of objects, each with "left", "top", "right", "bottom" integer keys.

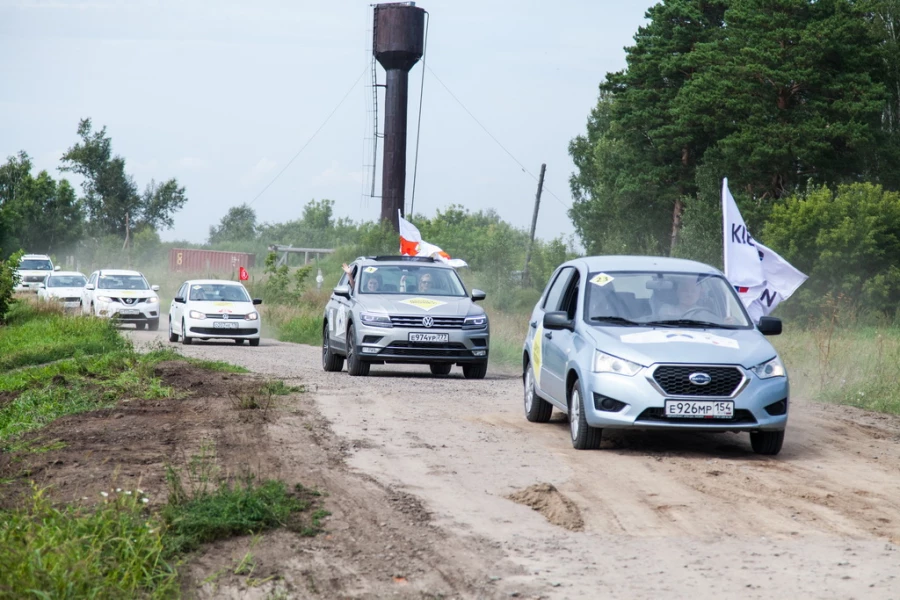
[
  {"left": 664, "top": 400, "right": 734, "bottom": 419},
  {"left": 119, "top": 309, "right": 139, "bottom": 315},
  {"left": 409, "top": 332, "right": 449, "bottom": 343},
  {"left": 213, "top": 321, "right": 239, "bottom": 329}
]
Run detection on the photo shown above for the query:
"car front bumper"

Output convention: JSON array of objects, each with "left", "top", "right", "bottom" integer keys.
[
  {"left": 96, "top": 301, "right": 160, "bottom": 322},
  {"left": 354, "top": 322, "right": 489, "bottom": 364},
  {"left": 185, "top": 316, "right": 261, "bottom": 338},
  {"left": 582, "top": 365, "right": 789, "bottom": 432}
]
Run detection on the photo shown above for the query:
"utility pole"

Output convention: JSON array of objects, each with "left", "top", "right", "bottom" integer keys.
[{"left": 522, "top": 163, "right": 546, "bottom": 287}]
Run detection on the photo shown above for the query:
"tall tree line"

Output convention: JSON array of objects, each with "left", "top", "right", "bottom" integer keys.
[{"left": 569, "top": 0, "right": 900, "bottom": 262}]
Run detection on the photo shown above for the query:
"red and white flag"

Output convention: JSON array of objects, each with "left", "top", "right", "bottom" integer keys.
[{"left": 399, "top": 212, "right": 468, "bottom": 268}]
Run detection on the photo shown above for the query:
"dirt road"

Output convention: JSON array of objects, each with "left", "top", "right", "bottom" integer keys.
[{"left": 132, "top": 329, "right": 900, "bottom": 599}]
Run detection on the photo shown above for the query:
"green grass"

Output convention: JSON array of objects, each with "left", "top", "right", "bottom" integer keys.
[
  {"left": 0, "top": 302, "right": 127, "bottom": 372},
  {"left": 0, "top": 488, "right": 179, "bottom": 599}
]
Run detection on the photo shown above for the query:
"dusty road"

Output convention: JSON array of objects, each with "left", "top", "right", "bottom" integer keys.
[{"left": 132, "top": 328, "right": 900, "bottom": 599}]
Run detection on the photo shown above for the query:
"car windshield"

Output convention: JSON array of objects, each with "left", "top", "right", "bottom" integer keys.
[
  {"left": 188, "top": 283, "right": 250, "bottom": 302},
  {"left": 48, "top": 275, "right": 87, "bottom": 288},
  {"left": 20, "top": 259, "right": 52, "bottom": 270},
  {"left": 98, "top": 275, "right": 149, "bottom": 290},
  {"left": 358, "top": 265, "right": 467, "bottom": 296},
  {"left": 584, "top": 271, "right": 753, "bottom": 328}
]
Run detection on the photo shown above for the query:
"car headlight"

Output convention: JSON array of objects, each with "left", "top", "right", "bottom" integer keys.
[
  {"left": 245, "top": 311, "right": 259, "bottom": 321},
  {"left": 148, "top": 295, "right": 159, "bottom": 303},
  {"left": 593, "top": 350, "right": 642, "bottom": 376},
  {"left": 360, "top": 312, "right": 392, "bottom": 328},
  {"left": 97, "top": 295, "right": 113, "bottom": 302},
  {"left": 188, "top": 310, "right": 205, "bottom": 319},
  {"left": 463, "top": 315, "right": 488, "bottom": 329},
  {"left": 751, "top": 356, "right": 786, "bottom": 379}
]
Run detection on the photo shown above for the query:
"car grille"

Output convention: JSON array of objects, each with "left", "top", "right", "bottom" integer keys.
[
  {"left": 205, "top": 313, "right": 248, "bottom": 319},
  {"left": 63, "top": 297, "right": 80, "bottom": 302},
  {"left": 390, "top": 315, "right": 465, "bottom": 329},
  {"left": 636, "top": 408, "right": 757, "bottom": 425},
  {"left": 113, "top": 297, "right": 148, "bottom": 305},
  {"left": 24, "top": 275, "right": 45, "bottom": 282},
  {"left": 652, "top": 365, "right": 744, "bottom": 397},
  {"left": 189, "top": 327, "right": 256, "bottom": 335},
  {"left": 381, "top": 342, "right": 471, "bottom": 357}
]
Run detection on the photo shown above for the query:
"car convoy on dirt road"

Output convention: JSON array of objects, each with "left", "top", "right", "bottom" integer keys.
[{"left": 15, "top": 252, "right": 789, "bottom": 454}]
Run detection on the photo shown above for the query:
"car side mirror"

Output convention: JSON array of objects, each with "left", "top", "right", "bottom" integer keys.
[
  {"left": 253, "top": 298, "right": 262, "bottom": 305},
  {"left": 174, "top": 296, "right": 186, "bottom": 304},
  {"left": 54, "top": 266, "right": 61, "bottom": 271},
  {"left": 471, "top": 289, "right": 486, "bottom": 302},
  {"left": 543, "top": 311, "right": 574, "bottom": 331},
  {"left": 333, "top": 285, "right": 351, "bottom": 299},
  {"left": 85, "top": 283, "right": 95, "bottom": 291},
  {"left": 151, "top": 285, "right": 160, "bottom": 292},
  {"left": 757, "top": 316, "right": 782, "bottom": 336}
]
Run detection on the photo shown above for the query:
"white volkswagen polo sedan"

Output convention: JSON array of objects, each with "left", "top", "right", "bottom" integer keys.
[
  {"left": 37, "top": 271, "right": 87, "bottom": 309},
  {"left": 168, "top": 280, "right": 262, "bottom": 346}
]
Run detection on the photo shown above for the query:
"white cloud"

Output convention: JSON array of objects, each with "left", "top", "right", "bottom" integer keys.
[
  {"left": 178, "top": 156, "right": 209, "bottom": 170},
  {"left": 240, "top": 157, "right": 277, "bottom": 187},
  {"left": 312, "top": 161, "right": 362, "bottom": 187}
]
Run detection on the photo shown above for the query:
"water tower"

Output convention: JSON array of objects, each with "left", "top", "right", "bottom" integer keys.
[{"left": 373, "top": 2, "right": 426, "bottom": 232}]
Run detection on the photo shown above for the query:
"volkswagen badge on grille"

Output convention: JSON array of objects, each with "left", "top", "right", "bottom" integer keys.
[
  {"left": 689, "top": 372, "right": 712, "bottom": 386},
  {"left": 422, "top": 316, "right": 433, "bottom": 328},
  {"left": 223, "top": 314, "right": 229, "bottom": 320}
]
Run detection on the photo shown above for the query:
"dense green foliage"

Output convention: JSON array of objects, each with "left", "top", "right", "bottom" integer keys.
[
  {"left": 0, "top": 250, "right": 23, "bottom": 323},
  {"left": 570, "top": 0, "right": 897, "bottom": 259}
]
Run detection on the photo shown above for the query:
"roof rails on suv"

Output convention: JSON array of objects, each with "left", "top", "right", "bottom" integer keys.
[{"left": 367, "top": 255, "right": 437, "bottom": 263}]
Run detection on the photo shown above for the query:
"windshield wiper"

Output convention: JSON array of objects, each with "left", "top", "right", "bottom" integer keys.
[
  {"left": 590, "top": 316, "right": 644, "bottom": 327},
  {"left": 645, "top": 319, "right": 740, "bottom": 329}
]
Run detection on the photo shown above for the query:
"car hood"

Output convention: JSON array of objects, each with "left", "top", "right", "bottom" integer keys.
[
  {"left": 46, "top": 287, "right": 84, "bottom": 297},
  {"left": 357, "top": 295, "right": 482, "bottom": 317},
  {"left": 584, "top": 325, "right": 777, "bottom": 369},
  {"left": 188, "top": 300, "right": 255, "bottom": 314},
  {"left": 98, "top": 289, "right": 156, "bottom": 299},
  {"left": 17, "top": 270, "right": 52, "bottom": 277}
]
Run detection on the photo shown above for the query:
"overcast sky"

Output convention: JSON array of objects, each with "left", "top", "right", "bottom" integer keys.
[{"left": 1, "top": 0, "right": 653, "bottom": 246}]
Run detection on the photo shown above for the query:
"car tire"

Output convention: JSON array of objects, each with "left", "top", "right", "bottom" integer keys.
[
  {"left": 134, "top": 322, "right": 145, "bottom": 330},
  {"left": 750, "top": 430, "right": 784, "bottom": 455},
  {"left": 524, "top": 361, "right": 552, "bottom": 423},
  {"left": 322, "top": 324, "right": 344, "bottom": 372},
  {"left": 168, "top": 319, "right": 178, "bottom": 343},
  {"left": 462, "top": 361, "right": 488, "bottom": 380},
  {"left": 346, "top": 324, "right": 370, "bottom": 376},
  {"left": 429, "top": 363, "right": 452, "bottom": 376},
  {"left": 569, "top": 378, "right": 602, "bottom": 450},
  {"left": 181, "top": 319, "right": 193, "bottom": 345},
  {"left": 249, "top": 338, "right": 260, "bottom": 347},
  {"left": 148, "top": 319, "right": 159, "bottom": 331},
  {"left": 235, "top": 338, "right": 245, "bottom": 345}
]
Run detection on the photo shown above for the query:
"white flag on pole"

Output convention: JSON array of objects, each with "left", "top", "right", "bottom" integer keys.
[
  {"left": 398, "top": 211, "right": 468, "bottom": 268},
  {"left": 722, "top": 178, "right": 807, "bottom": 321}
]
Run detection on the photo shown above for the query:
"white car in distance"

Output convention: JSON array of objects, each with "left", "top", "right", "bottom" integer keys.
[
  {"left": 15, "top": 254, "right": 59, "bottom": 292},
  {"left": 168, "top": 280, "right": 262, "bottom": 346},
  {"left": 37, "top": 271, "right": 88, "bottom": 309},
  {"left": 82, "top": 269, "right": 161, "bottom": 330}
]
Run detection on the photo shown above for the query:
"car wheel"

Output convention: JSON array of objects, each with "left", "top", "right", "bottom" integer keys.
[
  {"left": 148, "top": 319, "right": 160, "bottom": 331},
  {"left": 462, "top": 361, "right": 487, "bottom": 380},
  {"left": 750, "top": 430, "right": 784, "bottom": 455},
  {"left": 430, "top": 363, "right": 452, "bottom": 376},
  {"left": 168, "top": 318, "right": 178, "bottom": 343},
  {"left": 322, "top": 323, "right": 344, "bottom": 372},
  {"left": 346, "top": 324, "right": 370, "bottom": 376},
  {"left": 524, "top": 361, "right": 552, "bottom": 423},
  {"left": 181, "top": 319, "right": 193, "bottom": 345},
  {"left": 569, "top": 378, "right": 601, "bottom": 450},
  {"left": 235, "top": 338, "right": 245, "bottom": 345},
  {"left": 135, "top": 322, "right": 146, "bottom": 330},
  {"left": 249, "top": 338, "right": 260, "bottom": 347}
]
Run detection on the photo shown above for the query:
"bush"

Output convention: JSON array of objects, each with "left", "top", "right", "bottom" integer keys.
[{"left": 0, "top": 249, "right": 24, "bottom": 323}]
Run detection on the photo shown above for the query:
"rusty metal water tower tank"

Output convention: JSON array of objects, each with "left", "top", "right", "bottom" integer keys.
[{"left": 373, "top": 2, "right": 426, "bottom": 232}]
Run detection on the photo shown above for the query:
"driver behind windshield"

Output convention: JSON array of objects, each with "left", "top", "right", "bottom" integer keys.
[{"left": 659, "top": 278, "right": 703, "bottom": 319}]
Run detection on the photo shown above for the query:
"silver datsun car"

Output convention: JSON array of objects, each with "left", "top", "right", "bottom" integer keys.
[
  {"left": 322, "top": 256, "right": 490, "bottom": 378},
  {"left": 523, "top": 256, "right": 789, "bottom": 455}
]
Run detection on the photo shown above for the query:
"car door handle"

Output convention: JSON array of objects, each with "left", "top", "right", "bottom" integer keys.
[
  {"left": 530, "top": 320, "right": 537, "bottom": 328},
  {"left": 544, "top": 331, "right": 552, "bottom": 340}
]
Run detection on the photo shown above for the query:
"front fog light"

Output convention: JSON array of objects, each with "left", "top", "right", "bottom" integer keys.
[
  {"left": 751, "top": 356, "right": 786, "bottom": 379},
  {"left": 472, "top": 349, "right": 487, "bottom": 357},
  {"left": 361, "top": 347, "right": 380, "bottom": 354},
  {"left": 592, "top": 351, "right": 642, "bottom": 376},
  {"left": 188, "top": 310, "right": 205, "bottom": 319}
]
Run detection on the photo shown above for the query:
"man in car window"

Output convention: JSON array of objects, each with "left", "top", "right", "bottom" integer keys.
[
  {"left": 399, "top": 272, "right": 433, "bottom": 293},
  {"left": 659, "top": 279, "right": 703, "bottom": 319}
]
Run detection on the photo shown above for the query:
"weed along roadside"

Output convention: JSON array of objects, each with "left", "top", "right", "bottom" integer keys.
[{"left": 0, "top": 300, "right": 330, "bottom": 598}]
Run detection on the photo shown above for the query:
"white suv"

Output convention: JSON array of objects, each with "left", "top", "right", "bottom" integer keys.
[
  {"left": 82, "top": 269, "right": 161, "bottom": 330},
  {"left": 15, "top": 254, "right": 59, "bottom": 292}
]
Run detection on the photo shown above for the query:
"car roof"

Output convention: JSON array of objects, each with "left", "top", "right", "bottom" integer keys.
[
  {"left": 183, "top": 279, "right": 247, "bottom": 286},
  {"left": 565, "top": 255, "right": 723, "bottom": 275},
  {"left": 21, "top": 254, "right": 51, "bottom": 259},
  {"left": 48, "top": 271, "right": 86, "bottom": 277},
  {"left": 353, "top": 256, "right": 452, "bottom": 268},
  {"left": 97, "top": 269, "right": 144, "bottom": 276}
]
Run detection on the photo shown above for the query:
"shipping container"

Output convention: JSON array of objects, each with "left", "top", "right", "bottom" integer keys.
[{"left": 168, "top": 248, "right": 256, "bottom": 275}]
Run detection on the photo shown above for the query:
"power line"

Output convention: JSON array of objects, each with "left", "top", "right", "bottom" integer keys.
[
  {"left": 424, "top": 63, "right": 571, "bottom": 211},
  {"left": 248, "top": 66, "right": 368, "bottom": 207}
]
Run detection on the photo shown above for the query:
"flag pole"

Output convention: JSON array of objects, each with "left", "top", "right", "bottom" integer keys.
[{"left": 721, "top": 178, "right": 729, "bottom": 278}]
